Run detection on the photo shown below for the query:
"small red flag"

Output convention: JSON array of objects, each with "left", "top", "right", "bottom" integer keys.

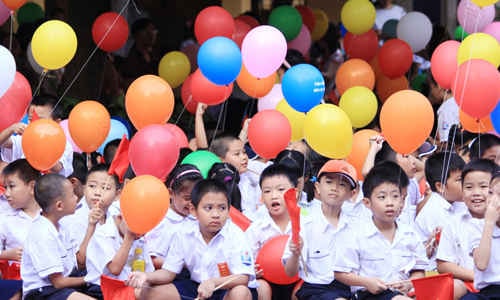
[
  {"left": 412, "top": 273, "right": 453, "bottom": 300},
  {"left": 464, "top": 281, "right": 479, "bottom": 293},
  {"left": 0, "top": 260, "right": 21, "bottom": 280},
  {"left": 0, "top": 184, "right": 5, "bottom": 195},
  {"left": 100, "top": 275, "right": 135, "bottom": 300},
  {"left": 230, "top": 206, "right": 251, "bottom": 231},
  {"left": 30, "top": 109, "right": 40, "bottom": 122},
  {"left": 284, "top": 188, "right": 300, "bottom": 245},
  {"left": 108, "top": 135, "right": 129, "bottom": 183}
]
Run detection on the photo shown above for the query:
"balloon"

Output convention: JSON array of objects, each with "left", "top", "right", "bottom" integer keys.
[
  {"left": 483, "top": 22, "right": 500, "bottom": 43},
  {"left": 0, "top": 1, "right": 9, "bottom": 25},
  {"left": 31, "top": 20, "right": 77, "bottom": 70},
  {"left": 129, "top": 124, "right": 180, "bottom": 180},
  {"left": 191, "top": 69, "right": 233, "bottom": 106},
  {"left": 2, "top": 0, "right": 26, "bottom": 10},
  {"left": 235, "top": 15, "right": 260, "bottom": 29},
  {"left": 430, "top": 40, "right": 460, "bottom": 90},
  {"left": 304, "top": 104, "right": 353, "bottom": 159},
  {"left": 164, "top": 124, "right": 189, "bottom": 149},
  {"left": 21, "top": 119, "right": 66, "bottom": 171},
  {"left": 59, "top": 119, "right": 82, "bottom": 153},
  {"left": 237, "top": 64, "right": 275, "bottom": 98},
  {"left": 248, "top": 110, "right": 291, "bottom": 159},
  {"left": 310, "top": 9, "right": 328, "bottom": 41},
  {"left": 457, "top": 33, "right": 500, "bottom": 67},
  {"left": 458, "top": 0, "right": 495, "bottom": 34},
  {"left": 460, "top": 110, "right": 494, "bottom": 133},
  {"left": 378, "top": 39, "right": 413, "bottom": 79},
  {"left": 375, "top": 75, "right": 408, "bottom": 102},
  {"left": 17, "top": 2, "right": 44, "bottom": 25},
  {"left": 346, "top": 129, "right": 379, "bottom": 180},
  {"left": 339, "top": 86, "right": 378, "bottom": 128},
  {"left": 397, "top": 12, "right": 433, "bottom": 52},
  {"left": 180, "top": 73, "right": 199, "bottom": 114},
  {"left": 380, "top": 90, "right": 434, "bottom": 154},
  {"left": 268, "top": 5, "right": 302, "bottom": 41},
  {"left": 256, "top": 235, "right": 300, "bottom": 285},
  {"left": 68, "top": 101, "right": 111, "bottom": 153},
  {"left": 232, "top": 19, "right": 251, "bottom": 48},
  {"left": 452, "top": 59, "right": 500, "bottom": 119},
  {"left": 281, "top": 64, "right": 325, "bottom": 113},
  {"left": 180, "top": 42, "right": 199, "bottom": 73},
  {"left": 198, "top": 37, "right": 242, "bottom": 85},
  {"left": 0, "top": 72, "right": 32, "bottom": 132},
  {"left": 471, "top": 0, "right": 498, "bottom": 6},
  {"left": 287, "top": 25, "right": 311, "bottom": 56},
  {"left": 491, "top": 102, "right": 500, "bottom": 133},
  {"left": 125, "top": 75, "right": 174, "bottom": 129},
  {"left": 92, "top": 12, "right": 129, "bottom": 52},
  {"left": 258, "top": 84, "right": 283, "bottom": 111},
  {"left": 382, "top": 19, "right": 398, "bottom": 39},
  {"left": 369, "top": 53, "right": 384, "bottom": 79},
  {"left": 181, "top": 150, "right": 222, "bottom": 179},
  {"left": 27, "top": 42, "right": 45, "bottom": 74},
  {"left": 158, "top": 51, "right": 190, "bottom": 89},
  {"left": 276, "top": 99, "right": 306, "bottom": 141},
  {"left": 242, "top": 25, "right": 287, "bottom": 78},
  {"left": 335, "top": 59, "right": 375, "bottom": 95},
  {"left": 341, "top": 0, "right": 376, "bottom": 35},
  {"left": 0, "top": 45, "right": 16, "bottom": 98},
  {"left": 121, "top": 175, "right": 170, "bottom": 235},
  {"left": 295, "top": 5, "right": 315, "bottom": 33},
  {"left": 343, "top": 29, "right": 378, "bottom": 61},
  {"left": 97, "top": 119, "right": 129, "bottom": 154},
  {"left": 194, "top": 6, "right": 234, "bottom": 44},
  {"left": 454, "top": 25, "right": 470, "bottom": 40}
]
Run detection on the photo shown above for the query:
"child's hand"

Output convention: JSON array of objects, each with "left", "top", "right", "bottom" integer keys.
[
  {"left": 425, "top": 227, "right": 442, "bottom": 257},
  {"left": 3, "top": 247, "right": 23, "bottom": 261},
  {"left": 485, "top": 193, "right": 500, "bottom": 224},
  {"left": 88, "top": 207, "right": 104, "bottom": 225},
  {"left": 196, "top": 103, "right": 207, "bottom": 117},
  {"left": 289, "top": 237, "right": 303, "bottom": 257},
  {"left": 368, "top": 135, "right": 384, "bottom": 153},
  {"left": 197, "top": 279, "right": 215, "bottom": 299},
  {"left": 388, "top": 280, "right": 413, "bottom": 294},
  {"left": 126, "top": 271, "right": 147, "bottom": 288},
  {"left": 365, "top": 277, "right": 387, "bottom": 294},
  {"left": 255, "top": 263, "right": 264, "bottom": 279}
]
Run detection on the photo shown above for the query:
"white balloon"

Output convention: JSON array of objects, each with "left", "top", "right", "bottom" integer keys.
[
  {"left": 27, "top": 42, "right": 45, "bottom": 74},
  {"left": 396, "top": 12, "right": 433, "bottom": 52},
  {"left": 258, "top": 84, "right": 283, "bottom": 111},
  {"left": 0, "top": 45, "right": 16, "bottom": 98}
]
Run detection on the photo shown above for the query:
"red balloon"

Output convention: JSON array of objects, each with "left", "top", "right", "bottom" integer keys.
[
  {"left": 232, "top": 19, "right": 251, "bottom": 48},
  {"left": 129, "top": 124, "right": 180, "bottom": 181},
  {"left": 191, "top": 69, "right": 233, "bottom": 106},
  {"left": 295, "top": 5, "right": 316, "bottom": 33},
  {"left": 92, "top": 12, "right": 129, "bottom": 52},
  {"left": 256, "top": 235, "right": 300, "bottom": 285},
  {"left": 344, "top": 30, "right": 379, "bottom": 61},
  {"left": 2, "top": 0, "right": 26, "bottom": 10},
  {"left": 181, "top": 74, "right": 199, "bottom": 114},
  {"left": 194, "top": 6, "right": 235, "bottom": 44},
  {"left": 452, "top": 59, "right": 500, "bottom": 119},
  {"left": 235, "top": 15, "right": 260, "bottom": 29},
  {"left": 164, "top": 123, "right": 189, "bottom": 148},
  {"left": 378, "top": 39, "right": 413, "bottom": 79},
  {"left": 248, "top": 110, "right": 291, "bottom": 159},
  {"left": 0, "top": 72, "right": 32, "bottom": 132},
  {"left": 430, "top": 40, "right": 460, "bottom": 90}
]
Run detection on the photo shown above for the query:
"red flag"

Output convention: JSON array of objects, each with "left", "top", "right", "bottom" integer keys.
[
  {"left": 100, "top": 275, "right": 135, "bottom": 300},
  {"left": 464, "top": 281, "right": 479, "bottom": 293},
  {"left": 108, "top": 135, "right": 129, "bottom": 183},
  {"left": 284, "top": 188, "right": 300, "bottom": 245},
  {"left": 30, "top": 109, "right": 40, "bottom": 122},
  {"left": 0, "top": 260, "right": 21, "bottom": 280},
  {"left": 0, "top": 184, "right": 5, "bottom": 195},
  {"left": 411, "top": 273, "right": 453, "bottom": 300},
  {"left": 230, "top": 206, "right": 251, "bottom": 231}
]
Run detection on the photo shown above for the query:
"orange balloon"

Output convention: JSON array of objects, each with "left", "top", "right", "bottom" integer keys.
[
  {"left": 346, "top": 129, "right": 379, "bottom": 180},
  {"left": 380, "top": 90, "right": 434, "bottom": 154},
  {"left": 3, "top": 0, "right": 26, "bottom": 10},
  {"left": 460, "top": 110, "right": 494, "bottom": 133},
  {"left": 125, "top": 75, "right": 174, "bottom": 129},
  {"left": 376, "top": 75, "right": 408, "bottom": 102},
  {"left": 236, "top": 64, "right": 276, "bottom": 98},
  {"left": 21, "top": 119, "right": 66, "bottom": 171},
  {"left": 335, "top": 58, "right": 375, "bottom": 95},
  {"left": 120, "top": 175, "right": 170, "bottom": 234},
  {"left": 68, "top": 101, "right": 110, "bottom": 153}
]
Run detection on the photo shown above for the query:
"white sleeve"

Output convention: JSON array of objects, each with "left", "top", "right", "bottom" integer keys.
[
  {"left": 85, "top": 232, "right": 116, "bottom": 283},
  {"left": 161, "top": 232, "right": 184, "bottom": 274},
  {"left": 59, "top": 139, "right": 74, "bottom": 177},
  {"left": 436, "top": 223, "right": 458, "bottom": 264},
  {"left": 27, "top": 233, "right": 64, "bottom": 278},
  {"left": 333, "top": 228, "right": 360, "bottom": 273}
]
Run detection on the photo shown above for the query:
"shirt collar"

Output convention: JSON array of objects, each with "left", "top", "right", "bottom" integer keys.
[
  {"left": 261, "top": 212, "right": 291, "bottom": 234},
  {"left": 317, "top": 206, "right": 349, "bottom": 233},
  {"left": 431, "top": 192, "right": 453, "bottom": 211}
]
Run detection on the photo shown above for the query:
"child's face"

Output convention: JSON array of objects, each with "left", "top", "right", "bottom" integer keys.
[
  {"left": 60, "top": 180, "right": 79, "bottom": 216},
  {"left": 222, "top": 140, "right": 248, "bottom": 174},
  {"left": 191, "top": 192, "right": 229, "bottom": 239},
  {"left": 491, "top": 177, "right": 500, "bottom": 197},
  {"left": 315, "top": 174, "right": 354, "bottom": 207},
  {"left": 84, "top": 171, "right": 119, "bottom": 210},
  {"left": 396, "top": 154, "right": 417, "bottom": 178},
  {"left": 364, "top": 182, "right": 403, "bottom": 225},
  {"left": 442, "top": 170, "right": 463, "bottom": 203},
  {"left": 261, "top": 175, "right": 293, "bottom": 217},
  {"left": 28, "top": 104, "right": 52, "bottom": 122},
  {"left": 462, "top": 171, "right": 491, "bottom": 218},
  {"left": 481, "top": 145, "right": 500, "bottom": 165},
  {"left": 170, "top": 180, "right": 197, "bottom": 217},
  {"left": 3, "top": 173, "right": 34, "bottom": 210}
]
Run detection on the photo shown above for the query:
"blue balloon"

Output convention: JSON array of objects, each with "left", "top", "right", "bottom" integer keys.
[
  {"left": 281, "top": 64, "right": 325, "bottom": 113},
  {"left": 339, "top": 22, "right": 348, "bottom": 38},
  {"left": 111, "top": 115, "right": 133, "bottom": 137},
  {"left": 97, "top": 119, "right": 129, "bottom": 154},
  {"left": 197, "top": 36, "right": 242, "bottom": 85},
  {"left": 491, "top": 101, "right": 500, "bottom": 134}
]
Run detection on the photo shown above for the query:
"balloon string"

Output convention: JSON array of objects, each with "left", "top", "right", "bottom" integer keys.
[
  {"left": 8, "top": 11, "right": 13, "bottom": 51},
  {"left": 31, "top": 70, "right": 48, "bottom": 100},
  {"left": 174, "top": 95, "right": 190, "bottom": 125},
  {"left": 211, "top": 101, "right": 227, "bottom": 145}
]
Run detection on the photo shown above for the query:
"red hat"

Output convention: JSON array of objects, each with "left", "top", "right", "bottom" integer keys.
[{"left": 318, "top": 160, "right": 357, "bottom": 189}]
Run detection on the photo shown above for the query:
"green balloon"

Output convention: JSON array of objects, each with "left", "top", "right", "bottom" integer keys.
[
  {"left": 181, "top": 150, "right": 221, "bottom": 179},
  {"left": 17, "top": 2, "right": 44, "bottom": 25},
  {"left": 268, "top": 5, "right": 303, "bottom": 41},
  {"left": 381, "top": 19, "right": 398, "bottom": 39},
  {"left": 454, "top": 26, "right": 469, "bottom": 41}
]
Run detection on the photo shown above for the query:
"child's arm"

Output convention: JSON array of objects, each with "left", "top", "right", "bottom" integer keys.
[
  {"left": 283, "top": 238, "right": 303, "bottom": 277},
  {"left": 198, "top": 274, "right": 249, "bottom": 299},
  {"left": 0, "top": 247, "right": 23, "bottom": 261},
  {"left": 107, "top": 225, "right": 136, "bottom": 276},
  {"left": 75, "top": 207, "right": 102, "bottom": 269},
  {"left": 127, "top": 269, "right": 177, "bottom": 287},
  {"left": 0, "top": 123, "right": 26, "bottom": 148},
  {"left": 361, "top": 135, "right": 384, "bottom": 177},
  {"left": 195, "top": 103, "right": 208, "bottom": 149},
  {"left": 48, "top": 272, "right": 85, "bottom": 289},
  {"left": 238, "top": 118, "right": 250, "bottom": 144},
  {"left": 334, "top": 271, "right": 388, "bottom": 294},
  {"left": 473, "top": 195, "right": 500, "bottom": 271},
  {"left": 436, "top": 260, "right": 474, "bottom": 281}
]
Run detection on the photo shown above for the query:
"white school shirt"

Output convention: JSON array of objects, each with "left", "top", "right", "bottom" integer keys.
[
  {"left": 0, "top": 194, "right": 14, "bottom": 216},
  {"left": 245, "top": 211, "right": 291, "bottom": 258},
  {"left": 398, "top": 178, "right": 421, "bottom": 225},
  {"left": 470, "top": 225, "right": 500, "bottom": 290},
  {"left": 282, "top": 207, "right": 350, "bottom": 284},
  {"left": 59, "top": 197, "right": 91, "bottom": 251},
  {"left": 437, "top": 98, "right": 459, "bottom": 143},
  {"left": 333, "top": 219, "right": 428, "bottom": 292},
  {"left": 342, "top": 191, "right": 372, "bottom": 224},
  {"left": 21, "top": 216, "right": 77, "bottom": 294},
  {"left": 162, "top": 221, "right": 255, "bottom": 285},
  {"left": 84, "top": 217, "right": 154, "bottom": 285},
  {"left": 375, "top": 5, "right": 406, "bottom": 30},
  {"left": 0, "top": 209, "right": 40, "bottom": 257},
  {"left": 1, "top": 135, "right": 74, "bottom": 177}
]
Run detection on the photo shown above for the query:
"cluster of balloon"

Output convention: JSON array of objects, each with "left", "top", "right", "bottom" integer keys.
[{"left": 248, "top": 110, "right": 291, "bottom": 159}]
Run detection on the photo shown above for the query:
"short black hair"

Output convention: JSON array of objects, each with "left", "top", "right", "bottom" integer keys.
[
  {"left": 31, "top": 94, "right": 64, "bottom": 120},
  {"left": 363, "top": 161, "right": 409, "bottom": 198},
  {"left": 469, "top": 134, "right": 500, "bottom": 160},
  {"left": 461, "top": 159, "right": 497, "bottom": 184},
  {"left": 191, "top": 179, "right": 229, "bottom": 209},
  {"left": 274, "top": 149, "right": 310, "bottom": 179},
  {"left": 34, "top": 173, "right": 69, "bottom": 211},
  {"left": 374, "top": 142, "right": 397, "bottom": 165},
  {"left": 86, "top": 164, "right": 119, "bottom": 189},
  {"left": 208, "top": 132, "right": 240, "bottom": 158},
  {"left": 425, "top": 152, "right": 465, "bottom": 192},
  {"left": 131, "top": 18, "right": 155, "bottom": 36},
  {"left": 208, "top": 163, "right": 241, "bottom": 210},
  {"left": 2, "top": 159, "right": 41, "bottom": 183},
  {"left": 166, "top": 164, "right": 203, "bottom": 192},
  {"left": 103, "top": 139, "right": 121, "bottom": 164},
  {"left": 259, "top": 163, "right": 299, "bottom": 187},
  {"left": 69, "top": 153, "right": 87, "bottom": 183}
]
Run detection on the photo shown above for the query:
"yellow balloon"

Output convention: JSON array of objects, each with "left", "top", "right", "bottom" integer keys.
[
  {"left": 304, "top": 104, "right": 353, "bottom": 159},
  {"left": 311, "top": 9, "right": 329, "bottom": 41},
  {"left": 457, "top": 33, "right": 500, "bottom": 67},
  {"left": 276, "top": 99, "right": 306, "bottom": 141},
  {"left": 339, "top": 86, "right": 378, "bottom": 128},
  {"left": 31, "top": 20, "right": 77, "bottom": 70},
  {"left": 341, "top": 0, "right": 376, "bottom": 35},
  {"left": 471, "top": 0, "right": 498, "bottom": 7},
  {"left": 158, "top": 51, "right": 191, "bottom": 89}
]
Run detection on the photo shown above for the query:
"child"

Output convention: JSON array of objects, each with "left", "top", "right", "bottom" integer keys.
[
  {"left": 21, "top": 173, "right": 94, "bottom": 299},
  {"left": 209, "top": 162, "right": 242, "bottom": 211},
  {"left": 282, "top": 160, "right": 358, "bottom": 300},
  {"left": 334, "top": 161, "right": 427, "bottom": 299},
  {"left": 68, "top": 153, "right": 88, "bottom": 201},
  {"left": 127, "top": 179, "right": 257, "bottom": 300},
  {"left": 469, "top": 134, "right": 500, "bottom": 165}
]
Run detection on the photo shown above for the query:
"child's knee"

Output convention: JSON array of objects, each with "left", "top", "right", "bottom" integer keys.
[
  {"left": 392, "top": 295, "right": 412, "bottom": 300},
  {"left": 257, "top": 279, "right": 272, "bottom": 300},
  {"left": 225, "top": 285, "right": 252, "bottom": 300}
]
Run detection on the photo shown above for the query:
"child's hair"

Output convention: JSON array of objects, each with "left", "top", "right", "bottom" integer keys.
[
  {"left": 86, "top": 164, "right": 119, "bottom": 189},
  {"left": 425, "top": 152, "right": 465, "bottom": 192},
  {"left": 275, "top": 149, "right": 313, "bottom": 201},
  {"left": 1, "top": 159, "right": 41, "bottom": 183},
  {"left": 259, "top": 163, "right": 299, "bottom": 187},
  {"left": 362, "top": 161, "right": 409, "bottom": 198},
  {"left": 374, "top": 142, "right": 397, "bottom": 164},
  {"left": 208, "top": 163, "right": 241, "bottom": 210},
  {"left": 190, "top": 179, "right": 229, "bottom": 209},
  {"left": 461, "top": 158, "right": 497, "bottom": 183},
  {"left": 34, "top": 173, "right": 69, "bottom": 211},
  {"left": 208, "top": 132, "right": 240, "bottom": 158},
  {"left": 103, "top": 139, "right": 121, "bottom": 164},
  {"left": 69, "top": 153, "right": 87, "bottom": 183},
  {"left": 31, "top": 94, "right": 64, "bottom": 120},
  {"left": 166, "top": 164, "right": 203, "bottom": 192},
  {"left": 446, "top": 124, "right": 476, "bottom": 154},
  {"left": 178, "top": 147, "right": 193, "bottom": 165},
  {"left": 469, "top": 134, "right": 500, "bottom": 160}
]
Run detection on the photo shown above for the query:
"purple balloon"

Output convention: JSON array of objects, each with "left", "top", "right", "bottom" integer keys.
[
  {"left": 287, "top": 25, "right": 312, "bottom": 56},
  {"left": 258, "top": 84, "right": 283, "bottom": 111},
  {"left": 457, "top": 0, "right": 495, "bottom": 33},
  {"left": 483, "top": 22, "right": 500, "bottom": 43},
  {"left": 0, "top": 1, "right": 10, "bottom": 26}
]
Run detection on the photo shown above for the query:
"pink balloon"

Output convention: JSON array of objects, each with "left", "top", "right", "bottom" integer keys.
[
  {"left": 59, "top": 119, "right": 82, "bottom": 153},
  {"left": 287, "top": 25, "right": 311, "bottom": 56},
  {"left": 483, "top": 22, "right": 500, "bottom": 43},
  {"left": 258, "top": 84, "right": 283, "bottom": 111},
  {"left": 0, "top": 72, "right": 31, "bottom": 133},
  {"left": 430, "top": 40, "right": 460, "bottom": 90},
  {"left": 0, "top": 1, "right": 9, "bottom": 26},
  {"left": 242, "top": 25, "right": 287, "bottom": 78},
  {"left": 164, "top": 123, "right": 189, "bottom": 148},
  {"left": 457, "top": 0, "right": 495, "bottom": 33}
]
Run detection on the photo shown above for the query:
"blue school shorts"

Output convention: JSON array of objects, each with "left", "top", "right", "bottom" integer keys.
[
  {"left": 295, "top": 280, "right": 351, "bottom": 300},
  {"left": 460, "top": 284, "right": 500, "bottom": 300},
  {"left": 352, "top": 289, "right": 403, "bottom": 300},
  {"left": 24, "top": 286, "right": 76, "bottom": 300},
  {"left": 173, "top": 279, "right": 258, "bottom": 300},
  {"left": 0, "top": 279, "right": 22, "bottom": 300}
]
